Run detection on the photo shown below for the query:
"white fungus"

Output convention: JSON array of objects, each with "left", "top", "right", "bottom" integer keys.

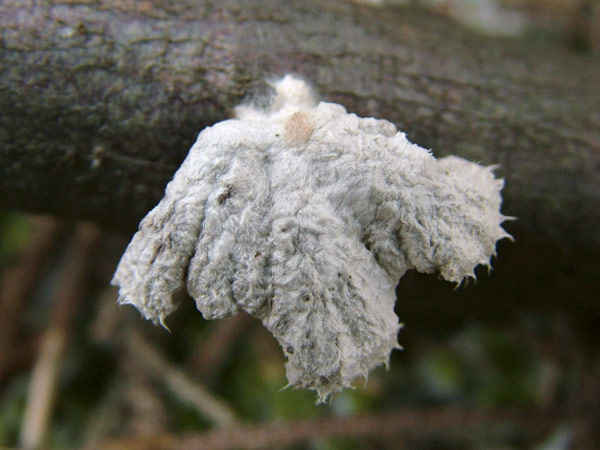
[{"left": 112, "top": 75, "right": 511, "bottom": 401}]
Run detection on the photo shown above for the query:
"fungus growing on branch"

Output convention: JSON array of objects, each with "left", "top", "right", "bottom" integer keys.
[{"left": 112, "top": 75, "right": 511, "bottom": 401}]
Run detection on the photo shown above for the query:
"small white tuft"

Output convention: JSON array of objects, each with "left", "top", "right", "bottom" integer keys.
[{"left": 235, "top": 74, "right": 318, "bottom": 120}]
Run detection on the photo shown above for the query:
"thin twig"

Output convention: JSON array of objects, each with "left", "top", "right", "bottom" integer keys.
[
  {"left": 81, "top": 374, "right": 130, "bottom": 450},
  {"left": 103, "top": 407, "right": 565, "bottom": 450},
  {"left": 570, "top": 358, "right": 600, "bottom": 449},
  {"left": 88, "top": 286, "right": 239, "bottom": 429},
  {"left": 125, "top": 328, "right": 239, "bottom": 429},
  {"left": 85, "top": 288, "right": 170, "bottom": 448},
  {"left": 189, "top": 313, "right": 254, "bottom": 381},
  {"left": 19, "top": 223, "right": 101, "bottom": 450},
  {"left": 19, "top": 328, "right": 65, "bottom": 450},
  {"left": 0, "top": 216, "right": 63, "bottom": 384}
]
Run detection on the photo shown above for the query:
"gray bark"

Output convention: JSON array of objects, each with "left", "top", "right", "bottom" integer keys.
[{"left": 1, "top": 0, "right": 599, "bottom": 251}]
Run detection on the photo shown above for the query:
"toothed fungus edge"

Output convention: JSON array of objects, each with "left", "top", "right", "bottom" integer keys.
[{"left": 112, "top": 74, "right": 512, "bottom": 402}]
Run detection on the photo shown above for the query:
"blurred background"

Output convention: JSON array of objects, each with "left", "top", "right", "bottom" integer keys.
[
  {"left": 1, "top": 0, "right": 599, "bottom": 449},
  {"left": 358, "top": 0, "right": 600, "bottom": 51}
]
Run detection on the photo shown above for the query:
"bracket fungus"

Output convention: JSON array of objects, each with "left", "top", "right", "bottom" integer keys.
[{"left": 112, "top": 75, "right": 511, "bottom": 401}]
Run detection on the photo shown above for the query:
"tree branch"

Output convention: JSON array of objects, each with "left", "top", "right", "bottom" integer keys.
[
  {"left": 1, "top": 0, "right": 598, "bottom": 252},
  {"left": 102, "top": 407, "right": 564, "bottom": 450}
]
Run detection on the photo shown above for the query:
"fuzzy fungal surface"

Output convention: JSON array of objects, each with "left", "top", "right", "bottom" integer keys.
[{"left": 112, "top": 75, "right": 511, "bottom": 401}]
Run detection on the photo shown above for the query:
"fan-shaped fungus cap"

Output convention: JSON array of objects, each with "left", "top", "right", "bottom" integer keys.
[{"left": 112, "top": 75, "right": 511, "bottom": 401}]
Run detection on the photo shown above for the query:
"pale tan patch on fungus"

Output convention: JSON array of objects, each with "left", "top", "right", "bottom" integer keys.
[{"left": 284, "top": 111, "right": 314, "bottom": 144}]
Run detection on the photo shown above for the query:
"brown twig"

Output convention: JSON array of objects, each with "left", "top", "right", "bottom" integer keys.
[
  {"left": 102, "top": 407, "right": 565, "bottom": 450},
  {"left": 19, "top": 223, "right": 101, "bottom": 450},
  {"left": 189, "top": 313, "right": 254, "bottom": 381},
  {"left": 125, "top": 328, "right": 239, "bottom": 429},
  {"left": 84, "top": 287, "right": 239, "bottom": 444},
  {"left": 0, "top": 216, "right": 63, "bottom": 384},
  {"left": 569, "top": 358, "right": 600, "bottom": 449},
  {"left": 84, "top": 288, "right": 169, "bottom": 448}
]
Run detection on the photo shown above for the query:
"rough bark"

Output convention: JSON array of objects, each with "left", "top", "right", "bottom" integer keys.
[{"left": 1, "top": 0, "right": 599, "bottom": 252}]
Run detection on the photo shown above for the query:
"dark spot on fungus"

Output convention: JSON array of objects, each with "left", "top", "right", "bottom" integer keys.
[{"left": 217, "top": 186, "right": 232, "bottom": 204}]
